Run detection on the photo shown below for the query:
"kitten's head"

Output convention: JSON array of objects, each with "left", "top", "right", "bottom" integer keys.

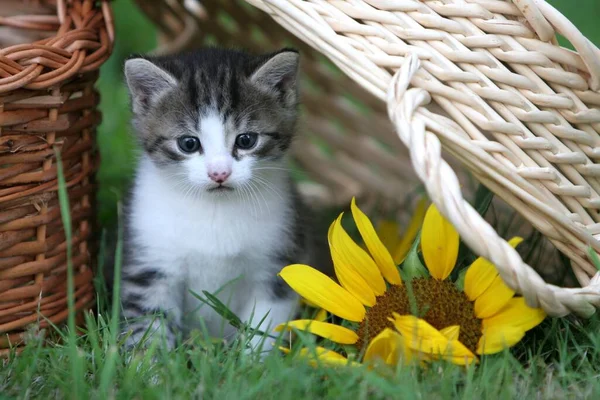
[{"left": 124, "top": 47, "right": 300, "bottom": 194}]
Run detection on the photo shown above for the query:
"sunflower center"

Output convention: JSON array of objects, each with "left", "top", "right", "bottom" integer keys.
[{"left": 356, "top": 278, "right": 482, "bottom": 353}]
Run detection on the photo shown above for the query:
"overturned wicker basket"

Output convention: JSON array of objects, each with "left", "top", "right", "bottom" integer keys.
[
  {"left": 0, "top": 0, "right": 114, "bottom": 355},
  {"left": 133, "top": 0, "right": 600, "bottom": 318}
]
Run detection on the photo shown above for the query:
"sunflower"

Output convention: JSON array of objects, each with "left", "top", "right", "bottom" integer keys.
[{"left": 276, "top": 198, "right": 546, "bottom": 367}]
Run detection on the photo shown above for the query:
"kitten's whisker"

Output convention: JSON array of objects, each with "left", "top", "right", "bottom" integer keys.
[
  {"left": 249, "top": 180, "right": 270, "bottom": 217},
  {"left": 241, "top": 182, "right": 257, "bottom": 219},
  {"left": 245, "top": 184, "right": 256, "bottom": 217},
  {"left": 182, "top": 180, "right": 198, "bottom": 202},
  {"left": 192, "top": 184, "right": 204, "bottom": 202},
  {"left": 241, "top": 183, "right": 252, "bottom": 218},
  {"left": 170, "top": 179, "right": 193, "bottom": 200},
  {"left": 253, "top": 176, "right": 285, "bottom": 202},
  {"left": 244, "top": 183, "right": 256, "bottom": 219},
  {"left": 253, "top": 181, "right": 282, "bottom": 204},
  {"left": 252, "top": 167, "right": 290, "bottom": 172},
  {"left": 247, "top": 184, "right": 260, "bottom": 217},
  {"left": 253, "top": 179, "right": 282, "bottom": 204}
]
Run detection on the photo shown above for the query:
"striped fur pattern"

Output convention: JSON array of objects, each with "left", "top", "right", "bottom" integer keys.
[{"left": 118, "top": 47, "right": 331, "bottom": 352}]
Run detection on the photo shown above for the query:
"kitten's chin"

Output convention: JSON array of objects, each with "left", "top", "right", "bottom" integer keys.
[{"left": 206, "top": 185, "right": 234, "bottom": 193}]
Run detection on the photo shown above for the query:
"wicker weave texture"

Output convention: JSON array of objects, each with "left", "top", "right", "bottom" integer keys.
[
  {"left": 132, "top": 0, "right": 600, "bottom": 317},
  {"left": 0, "top": 0, "right": 114, "bottom": 355}
]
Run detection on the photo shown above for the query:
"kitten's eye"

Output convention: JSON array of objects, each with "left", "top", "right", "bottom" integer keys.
[
  {"left": 177, "top": 136, "right": 201, "bottom": 153},
  {"left": 235, "top": 133, "right": 258, "bottom": 150}
]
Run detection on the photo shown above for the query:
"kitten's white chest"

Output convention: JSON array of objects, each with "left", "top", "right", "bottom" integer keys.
[{"left": 129, "top": 159, "right": 291, "bottom": 334}]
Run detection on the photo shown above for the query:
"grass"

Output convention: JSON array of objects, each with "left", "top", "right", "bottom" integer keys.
[
  {"left": 1, "top": 298, "right": 600, "bottom": 398},
  {"left": 2, "top": 0, "right": 600, "bottom": 398}
]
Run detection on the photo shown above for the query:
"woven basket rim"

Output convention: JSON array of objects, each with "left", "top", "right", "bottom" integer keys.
[{"left": 0, "top": 0, "right": 115, "bottom": 93}]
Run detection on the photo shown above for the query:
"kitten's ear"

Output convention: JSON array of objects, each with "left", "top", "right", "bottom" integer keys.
[
  {"left": 250, "top": 49, "right": 299, "bottom": 106},
  {"left": 124, "top": 58, "right": 178, "bottom": 114}
]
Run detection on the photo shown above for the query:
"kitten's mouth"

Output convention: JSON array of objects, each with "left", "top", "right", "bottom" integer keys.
[{"left": 207, "top": 185, "right": 234, "bottom": 192}]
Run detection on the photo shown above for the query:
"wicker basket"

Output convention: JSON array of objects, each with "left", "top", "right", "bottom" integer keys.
[
  {"left": 0, "top": 0, "right": 114, "bottom": 355},
  {"left": 132, "top": 0, "right": 600, "bottom": 318}
]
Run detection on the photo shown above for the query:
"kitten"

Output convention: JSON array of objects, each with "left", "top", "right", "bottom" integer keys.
[{"left": 116, "top": 47, "right": 331, "bottom": 353}]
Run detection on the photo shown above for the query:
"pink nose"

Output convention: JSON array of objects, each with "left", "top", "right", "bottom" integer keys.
[{"left": 208, "top": 169, "right": 231, "bottom": 183}]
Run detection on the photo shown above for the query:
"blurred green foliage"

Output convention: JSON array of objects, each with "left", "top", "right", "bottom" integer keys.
[
  {"left": 96, "top": 0, "right": 156, "bottom": 224},
  {"left": 550, "top": 0, "right": 600, "bottom": 48},
  {"left": 95, "top": 0, "right": 600, "bottom": 225}
]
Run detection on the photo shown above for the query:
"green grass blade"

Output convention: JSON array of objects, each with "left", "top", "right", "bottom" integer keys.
[
  {"left": 192, "top": 290, "right": 244, "bottom": 330},
  {"left": 95, "top": 228, "right": 108, "bottom": 311},
  {"left": 110, "top": 202, "right": 124, "bottom": 343},
  {"left": 95, "top": 203, "right": 125, "bottom": 396},
  {"left": 83, "top": 312, "right": 101, "bottom": 375},
  {"left": 99, "top": 345, "right": 119, "bottom": 396},
  {"left": 54, "top": 147, "right": 85, "bottom": 399},
  {"left": 54, "top": 149, "right": 75, "bottom": 340}
]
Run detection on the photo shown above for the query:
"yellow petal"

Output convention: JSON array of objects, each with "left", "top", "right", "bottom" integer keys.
[
  {"left": 330, "top": 214, "right": 387, "bottom": 295},
  {"left": 279, "top": 345, "right": 346, "bottom": 360},
  {"left": 477, "top": 326, "right": 525, "bottom": 354},
  {"left": 464, "top": 237, "right": 523, "bottom": 301},
  {"left": 474, "top": 275, "right": 515, "bottom": 318},
  {"left": 279, "top": 265, "right": 366, "bottom": 322},
  {"left": 363, "top": 328, "right": 411, "bottom": 366},
  {"left": 391, "top": 314, "right": 445, "bottom": 341},
  {"left": 391, "top": 315, "right": 475, "bottom": 365},
  {"left": 351, "top": 198, "right": 402, "bottom": 285},
  {"left": 464, "top": 258, "right": 498, "bottom": 301},
  {"left": 310, "top": 356, "right": 361, "bottom": 368},
  {"left": 508, "top": 236, "right": 524, "bottom": 248},
  {"left": 280, "top": 346, "right": 359, "bottom": 367},
  {"left": 328, "top": 218, "right": 377, "bottom": 306},
  {"left": 314, "top": 308, "right": 328, "bottom": 322},
  {"left": 440, "top": 325, "right": 460, "bottom": 341},
  {"left": 377, "top": 220, "right": 401, "bottom": 255},
  {"left": 393, "top": 197, "right": 428, "bottom": 264},
  {"left": 274, "top": 319, "right": 359, "bottom": 344},
  {"left": 411, "top": 342, "right": 477, "bottom": 366},
  {"left": 390, "top": 314, "right": 450, "bottom": 354},
  {"left": 440, "top": 340, "right": 478, "bottom": 366},
  {"left": 421, "top": 204, "right": 459, "bottom": 280},
  {"left": 483, "top": 297, "right": 546, "bottom": 332}
]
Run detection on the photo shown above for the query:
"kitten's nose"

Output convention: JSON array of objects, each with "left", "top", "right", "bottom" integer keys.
[
  {"left": 207, "top": 156, "right": 233, "bottom": 184},
  {"left": 208, "top": 168, "right": 231, "bottom": 183}
]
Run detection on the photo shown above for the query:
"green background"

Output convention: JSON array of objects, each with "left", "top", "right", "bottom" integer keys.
[{"left": 95, "top": 0, "right": 600, "bottom": 225}]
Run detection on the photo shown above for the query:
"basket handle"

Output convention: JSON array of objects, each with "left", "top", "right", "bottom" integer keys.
[
  {"left": 513, "top": 0, "right": 600, "bottom": 90},
  {"left": 387, "top": 53, "right": 600, "bottom": 317}
]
